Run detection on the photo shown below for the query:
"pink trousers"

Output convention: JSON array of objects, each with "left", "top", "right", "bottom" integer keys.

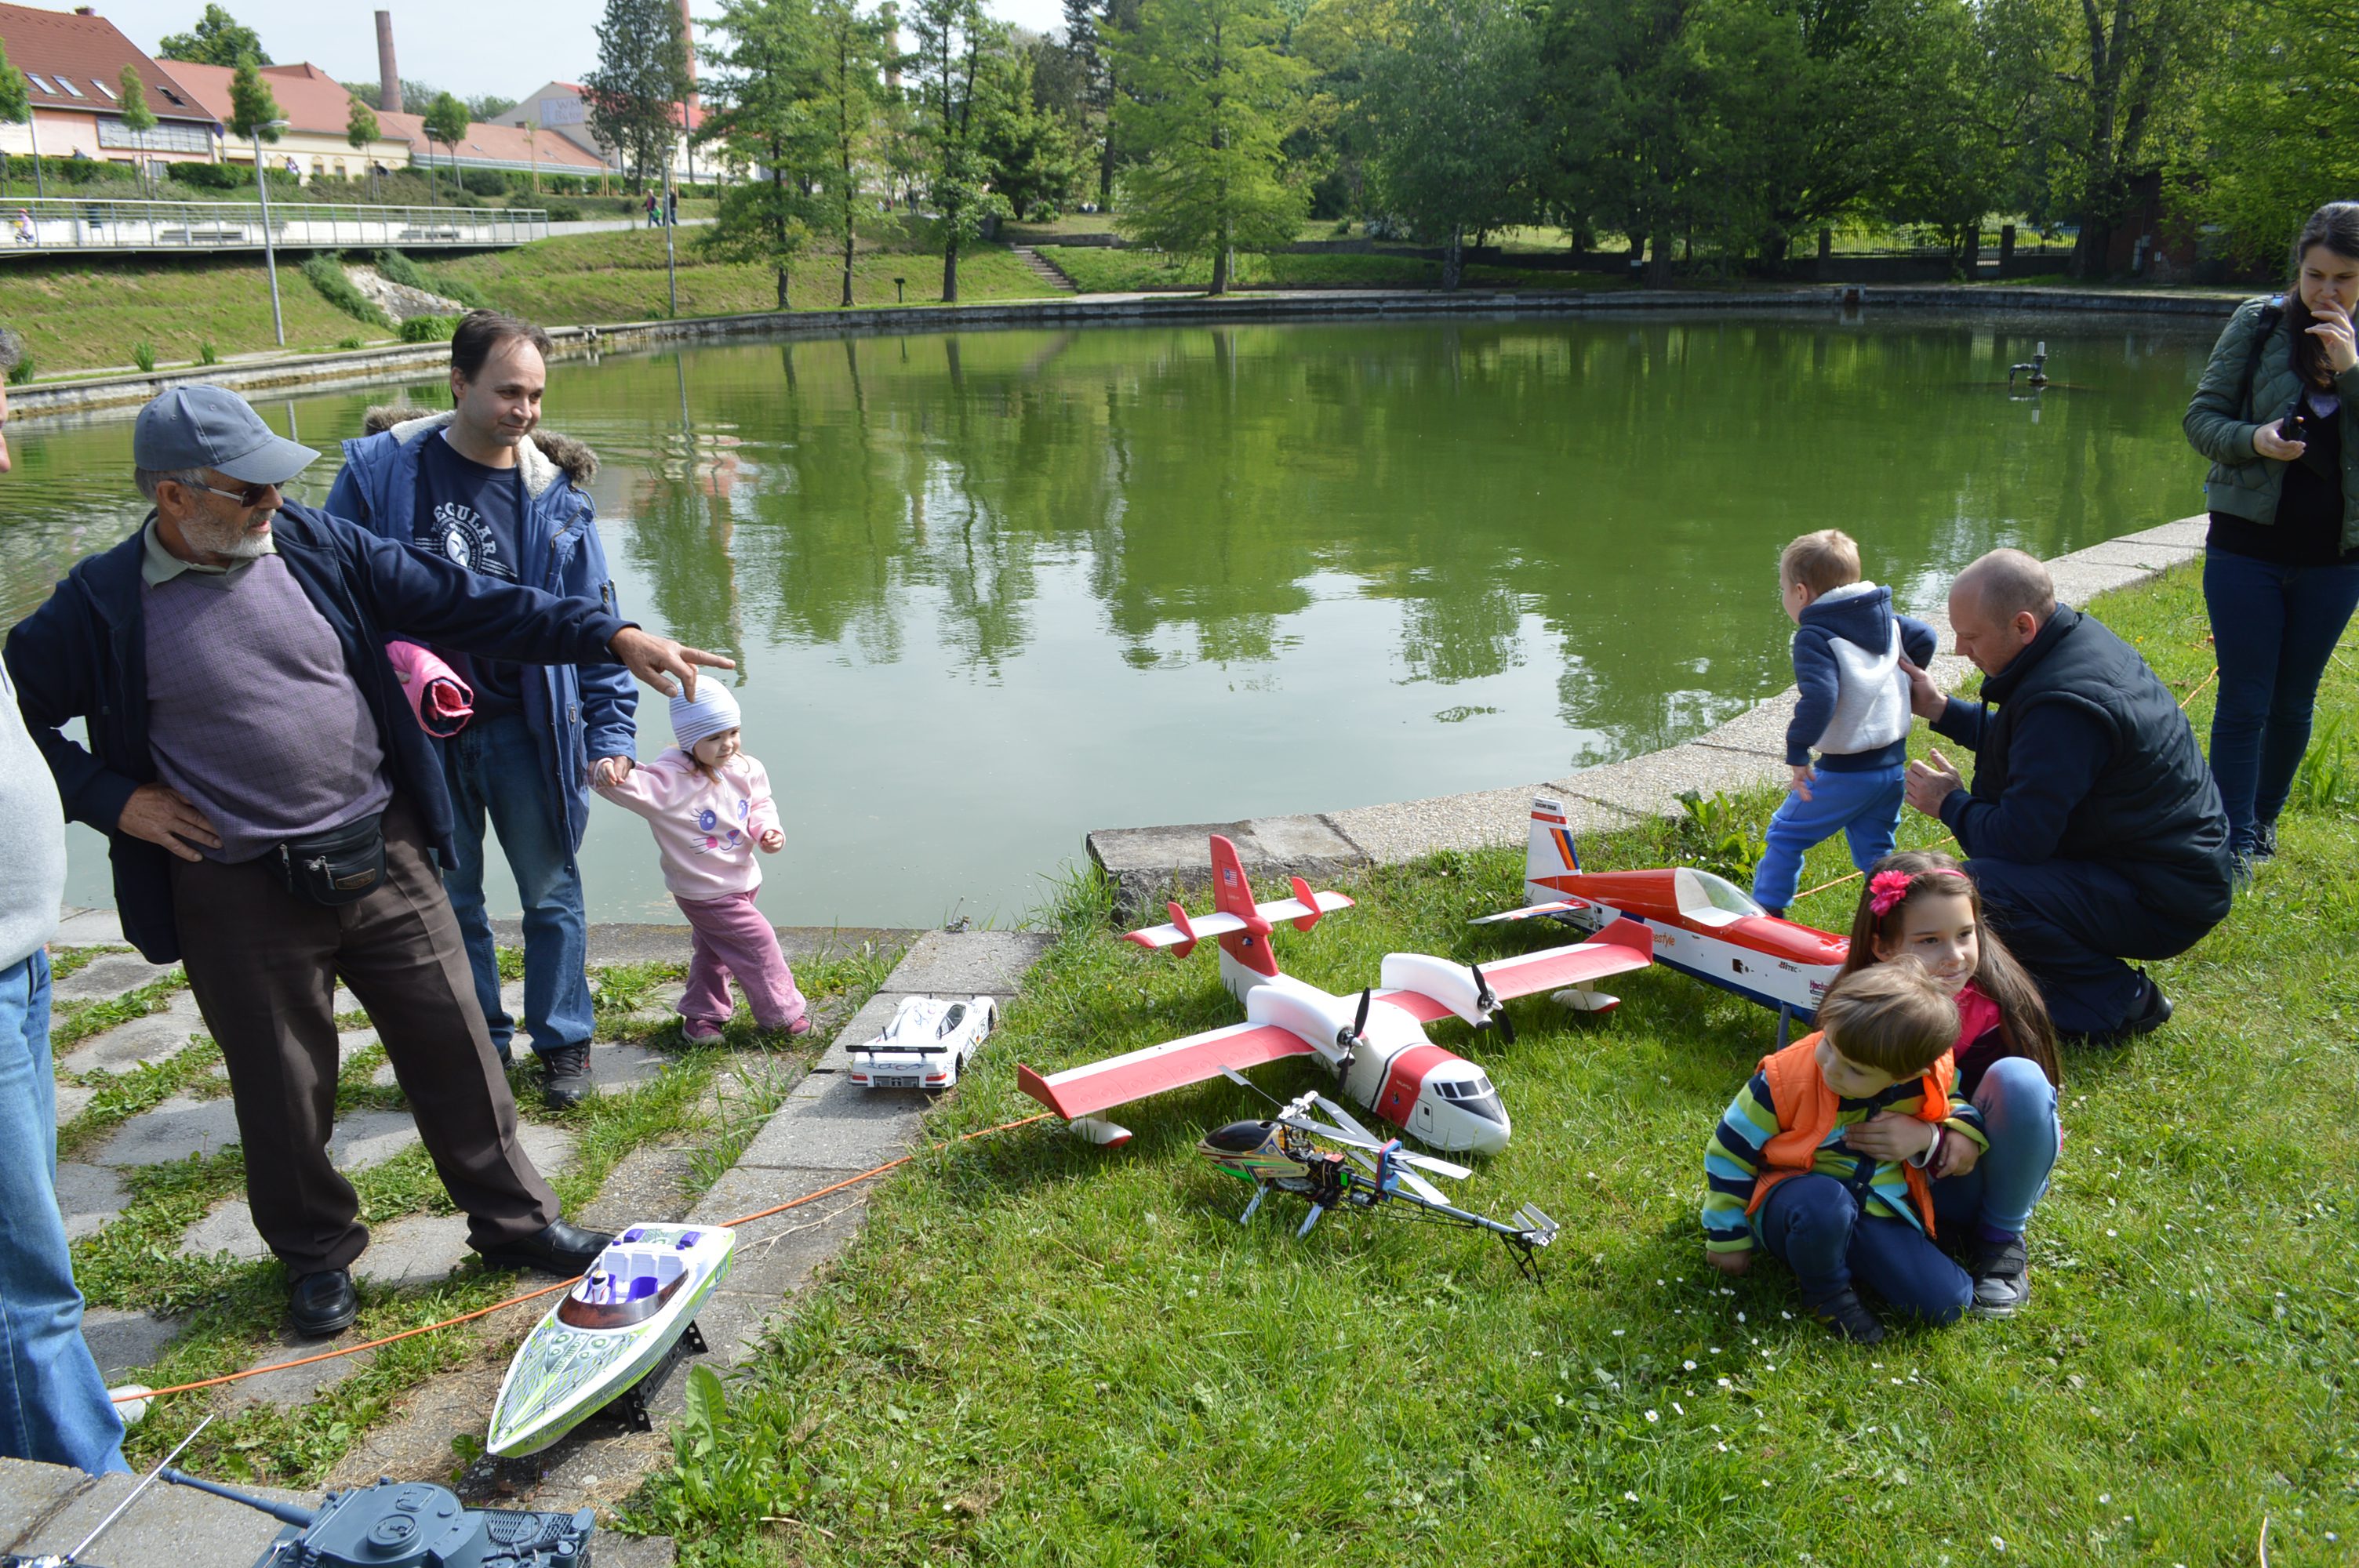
[{"left": 675, "top": 889, "right": 806, "bottom": 1034}]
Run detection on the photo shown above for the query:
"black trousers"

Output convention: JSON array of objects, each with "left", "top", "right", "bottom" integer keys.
[
  {"left": 170, "top": 797, "right": 559, "bottom": 1276},
  {"left": 1968, "top": 855, "right": 2220, "bottom": 1037}
]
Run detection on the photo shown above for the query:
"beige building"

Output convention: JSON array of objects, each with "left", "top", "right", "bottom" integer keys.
[
  {"left": 0, "top": 2, "right": 216, "bottom": 172},
  {"left": 162, "top": 60, "right": 415, "bottom": 183}
]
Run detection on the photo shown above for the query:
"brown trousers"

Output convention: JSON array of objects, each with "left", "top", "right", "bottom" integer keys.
[{"left": 170, "top": 797, "right": 558, "bottom": 1276}]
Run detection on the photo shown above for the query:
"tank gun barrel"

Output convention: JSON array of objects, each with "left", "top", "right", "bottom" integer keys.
[{"left": 158, "top": 1469, "right": 318, "bottom": 1527}]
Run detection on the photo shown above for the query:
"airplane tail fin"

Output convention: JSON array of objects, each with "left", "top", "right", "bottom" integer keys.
[
  {"left": 1207, "top": 835, "right": 1281, "bottom": 980},
  {"left": 1528, "top": 796, "right": 1579, "bottom": 892}
]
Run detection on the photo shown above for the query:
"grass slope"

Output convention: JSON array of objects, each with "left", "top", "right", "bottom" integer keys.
[
  {"left": 1037, "top": 245, "right": 1632, "bottom": 296},
  {"left": 417, "top": 232, "right": 1056, "bottom": 325},
  {"left": 1, "top": 254, "right": 378, "bottom": 374},
  {"left": 634, "top": 561, "right": 2357, "bottom": 1565}
]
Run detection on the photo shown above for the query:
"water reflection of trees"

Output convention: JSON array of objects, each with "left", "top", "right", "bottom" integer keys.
[{"left": 584, "top": 317, "right": 2215, "bottom": 760}]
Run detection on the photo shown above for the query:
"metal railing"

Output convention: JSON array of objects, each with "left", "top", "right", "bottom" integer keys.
[{"left": 1, "top": 198, "right": 548, "bottom": 255}]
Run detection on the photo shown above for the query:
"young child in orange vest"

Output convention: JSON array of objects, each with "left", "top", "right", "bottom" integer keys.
[
  {"left": 1832, "top": 852, "right": 2060, "bottom": 1319},
  {"left": 1700, "top": 957, "right": 1986, "bottom": 1342}
]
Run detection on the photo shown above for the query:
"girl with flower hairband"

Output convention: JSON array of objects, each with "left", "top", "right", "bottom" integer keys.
[{"left": 1829, "top": 850, "right": 2060, "bottom": 1319}]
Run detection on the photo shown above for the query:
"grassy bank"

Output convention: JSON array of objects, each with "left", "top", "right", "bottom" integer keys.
[
  {"left": 631, "top": 559, "right": 2357, "bottom": 1565},
  {"left": 1036, "top": 244, "right": 1627, "bottom": 295},
  {"left": 1, "top": 253, "right": 387, "bottom": 375},
  {"left": 413, "top": 231, "right": 1054, "bottom": 328}
]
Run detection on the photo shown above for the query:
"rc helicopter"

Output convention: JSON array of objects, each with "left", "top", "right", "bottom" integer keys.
[
  {"left": 1016, "top": 833, "right": 1654, "bottom": 1153},
  {"left": 1198, "top": 1069, "right": 1561, "bottom": 1282},
  {"left": 1476, "top": 795, "right": 1849, "bottom": 1044}
]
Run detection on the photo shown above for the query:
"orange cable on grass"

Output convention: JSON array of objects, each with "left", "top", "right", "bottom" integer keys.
[
  {"left": 111, "top": 1111, "right": 1052, "bottom": 1405},
  {"left": 1787, "top": 661, "right": 2220, "bottom": 907}
]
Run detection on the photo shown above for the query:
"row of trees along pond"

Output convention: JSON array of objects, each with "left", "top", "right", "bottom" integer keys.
[{"left": 590, "top": 0, "right": 2359, "bottom": 299}]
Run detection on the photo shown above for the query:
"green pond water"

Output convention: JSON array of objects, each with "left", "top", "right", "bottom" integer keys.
[{"left": 0, "top": 310, "right": 2224, "bottom": 927}]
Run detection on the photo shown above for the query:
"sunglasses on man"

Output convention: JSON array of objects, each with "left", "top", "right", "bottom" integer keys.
[{"left": 185, "top": 477, "right": 280, "bottom": 508}]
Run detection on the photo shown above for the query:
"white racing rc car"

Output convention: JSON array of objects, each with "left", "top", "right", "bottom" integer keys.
[{"left": 849, "top": 994, "right": 999, "bottom": 1090}]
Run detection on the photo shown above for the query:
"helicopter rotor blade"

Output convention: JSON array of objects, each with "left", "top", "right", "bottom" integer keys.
[
  {"left": 1390, "top": 1165, "right": 1453, "bottom": 1206},
  {"left": 1219, "top": 1065, "right": 1283, "bottom": 1106},
  {"left": 1309, "top": 1094, "right": 1382, "bottom": 1146},
  {"left": 1394, "top": 1149, "right": 1473, "bottom": 1181}
]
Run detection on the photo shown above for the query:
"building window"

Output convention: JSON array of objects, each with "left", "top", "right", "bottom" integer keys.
[
  {"left": 25, "top": 72, "right": 56, "bottom": 93},
  {"left": 95, "top": 78, "right": 118, "bottom": 100},
  {"left": 96, "top": 117, "right": 212, "bottom": 154},
  {"left": 55, "top": 76, "right": 84, "bottom": 97}
]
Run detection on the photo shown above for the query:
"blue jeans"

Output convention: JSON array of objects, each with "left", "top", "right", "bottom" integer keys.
[
  {"left": 2202, "top": 548, "right": 2359, "bottom": 851},
  {"left": 1756, "top": 1172, "right": 1971, "bottom": 1323},
  {"left": 1750, "top": 763, "right": 1904, "bottom": 911},
  {"left": 442, "top": 714, "right": 594, "bottom": 1062},
  {"left": 1934, "top": 1056, "right": 2060, "bottom": 1236},
  {"left": 0, "top": 952, "right": 127, "bottom": 1474}
]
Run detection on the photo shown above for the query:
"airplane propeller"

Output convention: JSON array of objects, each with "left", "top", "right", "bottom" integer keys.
[
  {"left": 1469, "top": 961, "right": 1515, "bottom": 1044},
  {"left": 1335, "top": 987, "right": 1372, "bottom": 1054}
]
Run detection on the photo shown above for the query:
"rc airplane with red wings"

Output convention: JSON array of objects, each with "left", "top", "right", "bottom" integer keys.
[
  {"left": 1474, "top": 795, "right": 1850, "bottom": 1043},
  {"left": 1016, "top": 834, "right": 1654, "bottom": 1154}
]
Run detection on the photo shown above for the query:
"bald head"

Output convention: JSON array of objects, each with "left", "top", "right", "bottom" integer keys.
[{"left": 1948, "top": 549, "right": 2055, "bottom": 677}]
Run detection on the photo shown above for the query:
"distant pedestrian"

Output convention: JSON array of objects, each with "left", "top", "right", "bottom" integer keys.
[
  {"left": 646, "top": 192, "right": 659, "bottom": 228},
  {"left": 2183, "top": 200, "right": 2359, "bottom": 876},
  {"left": 325, "top": 313, "right": 633, "bottom": 1107},
  {"left": 5, "top": 384, "right": 732, "bottom": 1338},
  {"left": 667, "top": 187, "right": 679, "bottom": 227},
  {"left": 0, "top": 324, "right": 129, "bottom": 1476}
]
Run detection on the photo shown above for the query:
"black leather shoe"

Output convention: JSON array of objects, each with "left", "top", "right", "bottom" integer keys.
[
  {"left": 288, "top": 1269, "right": 358, "bottom": 1338},
  {"left": 541, "top": 1044, "right": 592, "bottom": 1109},
  {"left": 1801, "top": 1285, "right": 1885, "bottom": 1344},
  {"left": 475, "top": 1220, "right": 614, "bottom": 1276}
]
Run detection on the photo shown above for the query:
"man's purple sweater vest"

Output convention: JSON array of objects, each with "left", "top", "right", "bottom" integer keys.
[{"left": 144, "top": 556, "right": 392, "bottom": 864}]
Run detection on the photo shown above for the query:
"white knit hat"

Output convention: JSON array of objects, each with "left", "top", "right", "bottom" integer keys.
[{"left": 669, "top": 681, "right": 742, "bottom": 748}]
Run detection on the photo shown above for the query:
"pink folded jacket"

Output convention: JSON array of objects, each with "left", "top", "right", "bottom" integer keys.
[{"left": 385, "top": 640, "right": 474, "bottom": 738}]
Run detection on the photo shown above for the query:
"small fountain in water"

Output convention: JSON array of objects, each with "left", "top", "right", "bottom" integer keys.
[{"left": 2008, "top": 342, "right": 2049, "bottom": 388}]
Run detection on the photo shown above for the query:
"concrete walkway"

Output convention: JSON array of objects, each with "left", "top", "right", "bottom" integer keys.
[
  {"left": 1086, "top": 516, "right": 2213, "bottom": 911},
  {"left": 11, "top": 914, "right": 1047, "bottom": 1559}
]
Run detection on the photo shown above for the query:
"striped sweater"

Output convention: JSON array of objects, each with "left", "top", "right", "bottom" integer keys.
[{"left": 1700, "top": 1069, "right": 1987, "bottom": 1254}]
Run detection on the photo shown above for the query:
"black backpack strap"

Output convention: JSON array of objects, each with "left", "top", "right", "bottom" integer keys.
[{"left": 2241, "top": 296, "right": 2285, "bottom": 419}]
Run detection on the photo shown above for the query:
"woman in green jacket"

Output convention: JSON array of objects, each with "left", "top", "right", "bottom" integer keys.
[{"left": 2182, "top": 201, "right": 2359, "bottom": 871}]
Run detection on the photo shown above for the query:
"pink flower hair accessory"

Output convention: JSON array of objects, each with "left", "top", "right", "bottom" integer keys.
[{"left": 1867, "top": 870, "right": 1916, "bottom": 917}]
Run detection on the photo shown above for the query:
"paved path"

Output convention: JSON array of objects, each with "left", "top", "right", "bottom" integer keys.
[{"left": 16, "top": 913, "right": 1048, "bottom": 1556}]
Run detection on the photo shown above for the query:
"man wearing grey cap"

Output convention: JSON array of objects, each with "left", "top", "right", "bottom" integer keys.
[{"left": 5, "top": 386, "right": 731, "bottom": 1339}]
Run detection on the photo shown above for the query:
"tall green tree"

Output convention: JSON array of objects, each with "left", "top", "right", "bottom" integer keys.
[
  {"left": 1543, "top": 0, "right": 1716, "bottom": 285},
  {"left": 0, "top": 42, "right": 27, "bottom": 200},
  {"left": 907, "top": 0, "right": 1009, "bottom": 302},
  {"left": 700, "top": 0, "right": 827, "bottom": 309},
  {"left": 814, "top": 0, "right": 886, "bottom": 306},
  {"left": 227, "top": 60, "right": 281, "bottom": 142},
  {"left": 423, "top": 91, "right": 470, "bottom": 202},
  {"left": 1107, "top": 0, "right": 1307, "bottom": 293},
  {"left": 118, "top": 64, "right": 158, "bottom": 196},
  {"left": 978, "top": 46, "right": 1089, "bottom": 220},
  {"left": 1358, "top": 0, "right": 1540, "bottom": 288},
  {"left": 347, "top": 95, "right": 381, "bottom": 198},
  {"left": 585, "top": 0, "right": 695, "bottom": 191},
  {"left": 2186, "top": 0, "right": 2356, "bottom": 266},
  {"left": 158, "top": 5, "right": 271, "bottom": 67}
]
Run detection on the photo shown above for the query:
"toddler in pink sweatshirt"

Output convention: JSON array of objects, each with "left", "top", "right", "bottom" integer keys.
[{"left": 594, "top": 682, "right": 809, "bottom": 1041}]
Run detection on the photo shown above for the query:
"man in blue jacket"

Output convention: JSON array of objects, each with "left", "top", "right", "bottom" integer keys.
[
  {"left": 324, "top": 312, "right": 627, "bottom": 1108},
  {"left": 1903, "top": 550, "right": 2235, "bottom": 1040},
  {"left": 5, "top": 387, "right": 728, "bottom": 1338}
]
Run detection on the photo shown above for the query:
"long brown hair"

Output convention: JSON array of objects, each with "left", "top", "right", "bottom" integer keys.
[
  {"left": 1833, "top": 850, "right": 2060, "bottom": 1087},
  {"left": 2287, "top": 202, "right": 2359, "bottom": 390}
]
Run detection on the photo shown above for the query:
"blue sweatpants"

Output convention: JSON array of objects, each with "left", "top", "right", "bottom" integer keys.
[
  {"left": 1756, "top": 1173, "right": 1972, "bottom": 1324},
  {"left": 1750, "top": 763, "right": 1905, "bottom": 912},
  {"left": 1933, "top": 1055, "right": 2060, "bottom": 1236}
]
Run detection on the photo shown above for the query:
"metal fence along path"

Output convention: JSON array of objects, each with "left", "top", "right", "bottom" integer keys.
[{"left": 2, "top": 198, "right": 548, "bottom": 256}]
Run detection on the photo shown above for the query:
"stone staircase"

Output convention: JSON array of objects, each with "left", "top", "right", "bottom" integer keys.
[{"left": 1010, "top": 244, "right": 1080, "bottom": 294}]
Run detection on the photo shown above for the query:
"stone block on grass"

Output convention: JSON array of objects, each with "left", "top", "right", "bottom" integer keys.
[
  {"left": 179, "top": 1199, "right": 272, "bottom": 1263},
  {"left": 60, "top": 993, "right": 207, "bottom": 1076},
  {"left": 352, "top": 1214, "right": 475, "bottom": 1290},
  {"left": 733, "top": 1076, "right": 929, "bottom": 1173},
  {"left": 52, "top": 954, "right": 177, "bottom": 1002},
  {"left": 224, "top": 1329, "right": 375, "bottom": 1412},
  {"left": 79, "top": 1307, "right": 187, "bottom": 1381},
  {"left": 1550, "top": 742, "right": 1789, "bottom": 822},
  {"left": 93, "top": 1094, "right": 242, "bottom": 1167},
  {"left": 326, "top": 1110, "right": 422, "bottom": 1171},
  {"left": 884, "top": 929, "right": 1051, "bottom": 999},
  {"left": 1087, "top": 814, "right": 1369, "bottom": 920},
  {"left": 54, "top": 1162, "right": 127, "bottom": 1241}
]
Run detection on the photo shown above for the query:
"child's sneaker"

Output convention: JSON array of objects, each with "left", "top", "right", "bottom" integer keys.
[
  {"left": 1802, "top": 1286, "right": 1885, "bottom": 1343},
  {"left": 683, "top": 1021, "right": 726, "bottom": 1044},
  {"left": 1968, "top": 1233, "right": 2030, "bottom": 1318}
]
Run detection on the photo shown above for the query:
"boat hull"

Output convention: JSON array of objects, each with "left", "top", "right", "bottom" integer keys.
[{"left": 488, "top": 1224, "right": 736, "bottom": 1458}]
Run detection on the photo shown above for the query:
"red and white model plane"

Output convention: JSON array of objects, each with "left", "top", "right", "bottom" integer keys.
[
  {"left": 1475, "top": 796, "right": 1851, "bottom": 1041},
  {"left": 1016, "top": 835, "right": 1654, "bottom": 1154}
]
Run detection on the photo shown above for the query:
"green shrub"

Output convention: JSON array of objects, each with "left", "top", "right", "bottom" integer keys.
[
  {"left": 2291, "top": 711, "right": 2357, "bottom": 814},
  {"left": 337, "top": 336, "right": 365, "bottom": 350},
  {"left": 460, "top": 169, "right": 511, "bottom": 198},
  {"left": 7, "top": 351, "right": 35, "bottom": 386},
  {"left": 376, "top": 249, "right": 493, "bottom": 312},
  {"left": 197, "top": 340, "right": 220, "bottom": 366},
  {"left": 130, "top": 341, "right": 156, "bottom": 373},
  {"left": 168, "top": 161, "right": 246, "bottom": 191},
  {"left": 399, "top": 314, "right": 457, "bottom": 343},
  {"left": 544, "top": 201, "right": 583, "bottom": 223},
  {"left": 1673, "top": 788, "right": 1769, "bottom": 884},
  {"left": 299, "top": 252, "right": 391, "bottom": 329}
]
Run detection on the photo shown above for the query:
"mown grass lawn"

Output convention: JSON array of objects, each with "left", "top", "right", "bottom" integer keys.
[
  {"left": 0, "top": 253, "right": 380, "bottom": 376},
  {"left": 633, "top": 559, "right": 2357, "bottom": 1564},
  {"left": 417, "top": 232, "right": 1056, "bottom": 326},
  {"left": 1035, "top": 244, "right": 1627, "bottom": 296}
]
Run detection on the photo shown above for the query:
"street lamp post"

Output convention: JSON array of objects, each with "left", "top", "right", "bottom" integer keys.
[
  {"left": 251, "top": 118, "right": 290, "bottom": 347},
  {"left": 662, "top": 149, "right": 679, "bottom": 318}
]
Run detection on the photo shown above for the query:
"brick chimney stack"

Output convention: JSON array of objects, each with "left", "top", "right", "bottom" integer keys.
[
  {"left": 676, "top": 0, "right": 696, "bottom": 107},
  {"left": 376, "top": 11, "right": 402, "bottom": 114}
]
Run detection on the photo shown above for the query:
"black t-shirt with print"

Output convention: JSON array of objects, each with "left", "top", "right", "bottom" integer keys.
[{"left": 413, "top": 429, "right": 530, "bottom": 717}]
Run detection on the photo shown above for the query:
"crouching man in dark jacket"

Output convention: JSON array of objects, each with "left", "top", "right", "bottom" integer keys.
[
  {"left": 1901, "top": 549, "right": 2235, "bottom": 1040},
  {"left": 4, "top": 387, "right": 731, "bottom": 1338}
]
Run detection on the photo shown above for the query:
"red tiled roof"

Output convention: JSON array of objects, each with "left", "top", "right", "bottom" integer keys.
[
  {"left": 0, "top": 0, "right": 214, "bottom": 124},
  {"left": 163, "top": 58, "right": 394, "bottom": 143},
  {"left": 378, "top": 108, "right": 609, "bottom": 172}
]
